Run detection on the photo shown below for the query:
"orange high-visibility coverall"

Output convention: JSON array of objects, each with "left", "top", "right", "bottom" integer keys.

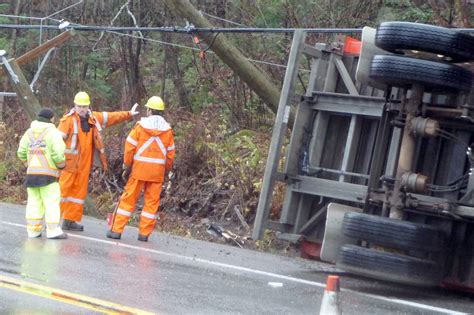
[
  {"left": 58, "top": 109, "right": 132, "bottom": 222},
  {"left": 111, "top": 115, "right": 175, "bottom": 237}
]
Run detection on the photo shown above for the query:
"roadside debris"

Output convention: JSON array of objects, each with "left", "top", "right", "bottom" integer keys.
[{"left": 203, "top": 220, "right": 244, "bottom": 248}]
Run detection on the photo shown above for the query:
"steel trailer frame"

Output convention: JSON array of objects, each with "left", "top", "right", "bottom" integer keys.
[{"left": 253, "top": 30, "right": 474, "bottom": 289}]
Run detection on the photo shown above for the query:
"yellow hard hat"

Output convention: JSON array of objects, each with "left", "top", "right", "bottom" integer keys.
[
  {"left": 74, "top": 91, "right": 90, "bottom": 106},
  {"left": 145, "top": 96, "right": 165, "bottom": 110}
]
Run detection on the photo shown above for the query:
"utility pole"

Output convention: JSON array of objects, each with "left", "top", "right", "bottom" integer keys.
[
  {"left": 0, "top": 30, "right": 75, "bottom": 120},
  {"left": 0, "top": 52, "right": 42, "bottom": 119}
]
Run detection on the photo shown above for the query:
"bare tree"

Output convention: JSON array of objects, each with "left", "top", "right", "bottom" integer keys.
[
  {"left": 9, "top": 0, "right": 21, "bottom": 56},
  {"left": 414, "top": 0, "right": 472, "bottom": 27},
  {"left": 163, "top": 0, "right": 282, "bottom": 120},
  {"left": 162, "top": 31, "right": 193, "bottom": 111}
]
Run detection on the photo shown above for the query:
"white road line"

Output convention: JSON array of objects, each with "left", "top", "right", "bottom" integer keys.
[{"left": 2, "top": 220, "right": 468, "bottom": 315}]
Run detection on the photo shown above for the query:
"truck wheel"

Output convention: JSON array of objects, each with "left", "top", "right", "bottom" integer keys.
[
  {"left": 370, "top": 55, "right": 472, "bottom": 93},
  {"left": 343, "top": 212, "right": 447, "bottom": 252},
  {"left": 375, "top": 22, "right": 474, "bottom": 62},
  {"left": 337, "top": 245, "right": 442, "bottom": 286}
]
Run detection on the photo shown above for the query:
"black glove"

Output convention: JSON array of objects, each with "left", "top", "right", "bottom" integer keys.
[{"left": 121, "top": 165, "right": 131, "bottom": 181}]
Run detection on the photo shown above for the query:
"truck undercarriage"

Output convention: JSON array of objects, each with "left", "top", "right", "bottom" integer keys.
[{"left": 253, "top": 22, "right": 474, "bottom": 290}]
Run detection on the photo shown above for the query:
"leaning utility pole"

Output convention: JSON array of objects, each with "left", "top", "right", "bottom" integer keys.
[
  {"left": 0, "top": 30, "right": 75, "bottom": 120},
  {"left": 0, "top": 53, "right": 42, "bottom": 119},
  {"left": 164, "top": 0, "right": 294, "bottom": 125}
]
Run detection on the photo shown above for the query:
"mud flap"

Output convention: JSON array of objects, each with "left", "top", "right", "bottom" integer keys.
[
  {"left": 320, "top": 203, "right": 361, "bottom": 263},
  {"left": 355, "top": 26, "right": 387, "bottom": 91}
]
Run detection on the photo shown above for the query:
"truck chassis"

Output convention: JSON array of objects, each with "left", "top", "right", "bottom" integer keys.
[{"left": 253, "top": 22, "right": 474, "bottom": 290}]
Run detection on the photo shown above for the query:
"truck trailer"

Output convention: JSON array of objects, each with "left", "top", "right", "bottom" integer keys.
[{"left": 253, "top": 22, "right": 474, "bottom": 291}]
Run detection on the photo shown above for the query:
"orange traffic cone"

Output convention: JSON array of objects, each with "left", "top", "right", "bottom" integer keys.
[{"left": 319, "top": 275, "right": 342, "bottom": 315}]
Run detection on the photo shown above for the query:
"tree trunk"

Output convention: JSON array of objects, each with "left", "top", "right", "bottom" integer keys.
[
  {"left": 119, "top": 35, "right": 144, "bottom": 107},
  {"left": 216, "top": 0, "right": 226, "bottom": 18},
  {"left": 161, "top": 33, "right": 167, "bottom": 102},
  {"left": 427, "top": 0, "right": 450, "bottom": 26},
  {"left": 162, "top": 32, "right": 193, "bottom": 111},
  {"left": 163, "top": 0, "right": 287, "bottom": 124},
  {"left": 119, "top": 1, "right": 145, "bottom": 107},
  {"left": 9, "top": 0, "right": 21, "bottom": 56},
  {"left": 457, "top": 0, "right": 471, "bottom": 27}
]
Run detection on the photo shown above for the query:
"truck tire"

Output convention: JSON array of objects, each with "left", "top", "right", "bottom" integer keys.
[
  {"left": 370, "top": 55, "right": 472, "bottom": 93},
  {"left": 375, "top": 22, "right": 474, "bottom": 62},
  {"left": 342, "top": 212, "right": 447, "bottom": 252},
  {"left": 337, "top": 245, "right": 442, "bottom": 286}
]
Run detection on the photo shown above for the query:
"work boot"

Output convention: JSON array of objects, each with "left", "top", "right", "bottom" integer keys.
[
  {"left": 49, "top": 232, "right": 68, "bottom": 240},
  {"left": 62, "top": 219, "right": 84, "bottom": 231},
  {"left": 138, "top": 234, "right": 148, "bottom": 242},
  {"left": 106, "top": 230, "right": 121, "bottom": 240}
]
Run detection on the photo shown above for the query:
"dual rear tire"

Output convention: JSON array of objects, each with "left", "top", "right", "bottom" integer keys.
[
  {"left": 337, "top": 244, "right": 443, "bottom": 286},
  {"left": 369, "top": 22, "right": 474, "bottom": 94},
  {"left": 336, "top": 213, "right": 447, "bottom": 286}
]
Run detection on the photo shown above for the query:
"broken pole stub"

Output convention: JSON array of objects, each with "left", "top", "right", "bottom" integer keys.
[{"left": 3, "top": 59, "right": 42, "bottom": 120}]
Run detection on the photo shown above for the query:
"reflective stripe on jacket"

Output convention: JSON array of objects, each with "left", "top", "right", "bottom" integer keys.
[
  {"left": 58, "top": 109, "right": 132, "bottom": 173},
  {"left": 124, "top": 115, "right": 175, "bottom": 182},
  {"left": 17, "top": 120, "right": 66, "bottom": 178}
]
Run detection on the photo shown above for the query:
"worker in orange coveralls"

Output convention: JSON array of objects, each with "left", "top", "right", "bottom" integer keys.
[
  {"left": 106, "top": 96, "right": 175, "bottom": 242},
  {"left": 58, "top": 91, "right": 139, "bottom": 231}
]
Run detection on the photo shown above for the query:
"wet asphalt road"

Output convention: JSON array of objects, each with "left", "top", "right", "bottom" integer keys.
[{"left": 1, "top": 202, "right": 473, "bottom": 314}]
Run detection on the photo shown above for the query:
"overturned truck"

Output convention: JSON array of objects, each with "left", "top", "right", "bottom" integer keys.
[{"left": 253, "top": 22, "right": 474, "bottom": 290}]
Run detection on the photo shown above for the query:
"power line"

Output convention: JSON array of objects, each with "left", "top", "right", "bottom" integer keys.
[
  {"left": 198, "top": 11, "right": 247, "bottom": 27},
  {"left": 105, "top": 30, "right": 309, "bottom": 71},
  {"left": 0, "top": 13, "right": 61, "bottom": 22},
  {"left": 0, "top": 23, "right": 472, "bottom": 33},
  {"left": 0, "top": 12, "right": 305, "bottom": 70},
  {"left": 0, "top": 23, "right": 365, "bottom": 33},
  {"left": 108, "top": 30, "right": 202, "bottom": 51},
  {"left": 43, "top": 0, "right": 83, "bottom": 20},
  {"left": 37, "top": 0, "right": 83, "bottom": 67},
  {"left": 255, "top": 1, "right": 269, "bottom": 28}
]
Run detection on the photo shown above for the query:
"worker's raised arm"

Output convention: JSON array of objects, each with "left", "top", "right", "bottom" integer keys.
[{"left": 93, "top": 103, "right": 139, "bottom": 129}]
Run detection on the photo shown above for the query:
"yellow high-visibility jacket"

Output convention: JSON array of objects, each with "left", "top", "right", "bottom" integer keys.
[{"left": 17, "top": 120, "right": 66, "bottom": 179}]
